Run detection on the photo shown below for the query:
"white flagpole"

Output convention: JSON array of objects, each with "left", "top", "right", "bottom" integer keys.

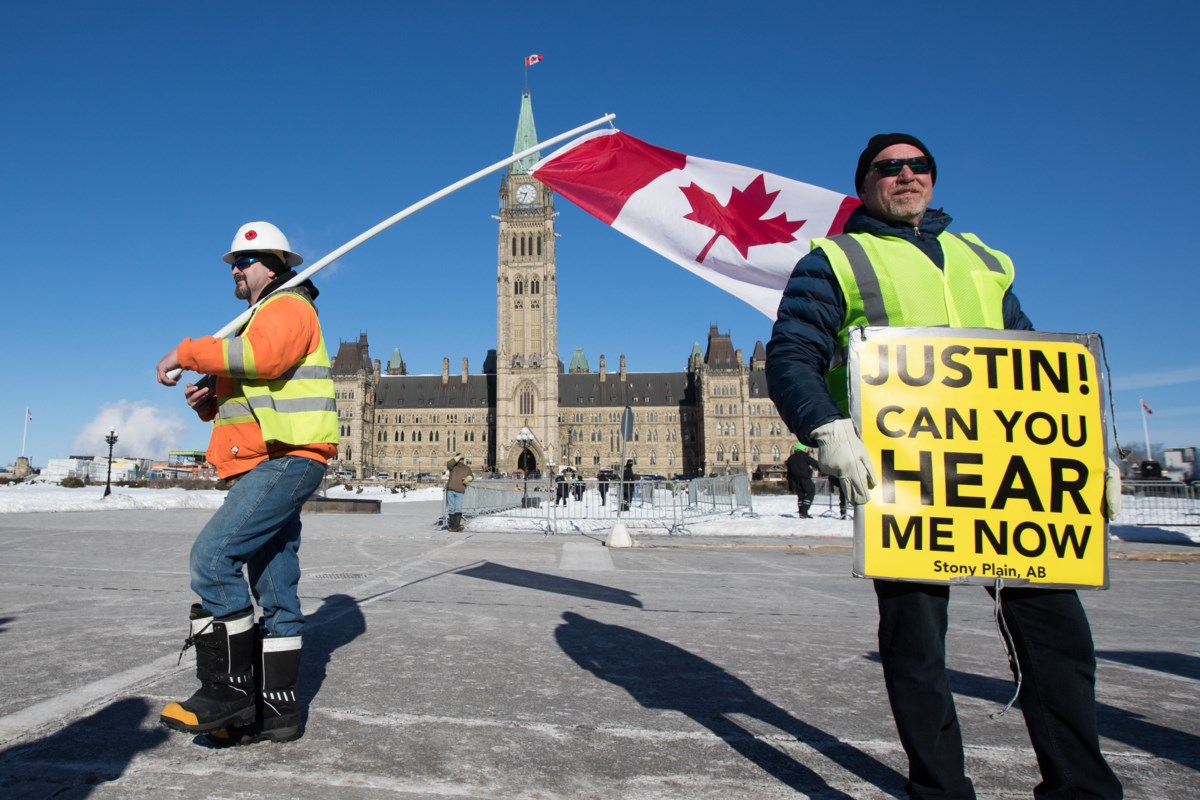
[
  {"left": 1140, "top": 399, "right": 1153, "bottom": 461},
  {"left": 21, "top": 408, "right": 28, "bottom": 457},
  {"left": 165, "top": 113, "right": 617, "bottom": 383}
]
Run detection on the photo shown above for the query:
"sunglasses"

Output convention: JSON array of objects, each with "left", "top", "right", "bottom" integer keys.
[
  {"left": 870, "top": 156, "right": 932, "bottom": 178},
  {"left": 232, "top": 256, "right": 265, "bottom": 271}
]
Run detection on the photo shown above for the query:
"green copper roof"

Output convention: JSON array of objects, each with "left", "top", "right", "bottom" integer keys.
[
  {"left": 691, "top": 341, "right": 702, "bottom": 360},
  {"left": 568, "top": 347, "right": 590, "bottom": 373},
  {"left": 511, "top": 91, "right": 540, "bottom": 175},
  {"left": 388, "top": 348, "right": 405, "bottom": 370}
]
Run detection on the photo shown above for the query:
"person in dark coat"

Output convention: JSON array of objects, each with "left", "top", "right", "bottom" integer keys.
[
  {"left": 785, "top": 443, "right": 819, "bottom": 518},
  {"left": 621, "top": 460, "right": 635, "bottom": 511},
  {"left": 596, "top": 470, "right": 612, "bottom": 506},
  {"left": 765, "top": 132, "right": 1121, "bottom": 800},
  {"left": 555, "top": 470, "right": 569, "bottom": 505}
]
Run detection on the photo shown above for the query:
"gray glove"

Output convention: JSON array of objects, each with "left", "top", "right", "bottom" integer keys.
[
  {"left": 812, "top": 418, "right": 877, "bottom": 505},
  {"left": 1103, "top": 457, "right": 1122, "bottom": 520}
]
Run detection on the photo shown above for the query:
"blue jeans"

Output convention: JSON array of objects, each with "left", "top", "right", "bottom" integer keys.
[
  {"left": 446, "top": 489, "right": 463, "bottom": 514},
  {"left": 190, "top": 456, "right": 325, "bottom": 637}
]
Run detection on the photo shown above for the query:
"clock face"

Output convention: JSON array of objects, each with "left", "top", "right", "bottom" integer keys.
[{"left": 515, "top": 184, "right": 537, "bottom": 204}]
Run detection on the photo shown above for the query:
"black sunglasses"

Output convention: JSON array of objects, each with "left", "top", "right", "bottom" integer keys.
[{"left": 871, "top": 156, "right": 932, "bottom": 178}]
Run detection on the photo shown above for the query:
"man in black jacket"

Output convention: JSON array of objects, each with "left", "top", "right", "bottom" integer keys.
[
  {"left": 785, "top": 443, "right": 819, "bottom": 518},
  {"left": 766, "top": 133, "right": 1121, "bottom": 800}
]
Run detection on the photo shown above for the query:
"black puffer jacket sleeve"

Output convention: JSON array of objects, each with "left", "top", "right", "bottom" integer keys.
[{"left": 765, "top": 247, "right": 846, "bottom": 445}]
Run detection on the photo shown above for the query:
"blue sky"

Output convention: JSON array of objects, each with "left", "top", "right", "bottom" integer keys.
[{"left": 3, "top": 1, "right": 1196, "bottom": 466}]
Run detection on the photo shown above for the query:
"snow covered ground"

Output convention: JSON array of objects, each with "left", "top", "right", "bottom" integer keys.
[{"left": 0, "top": 480, "right": 1195, "bottom": 546}]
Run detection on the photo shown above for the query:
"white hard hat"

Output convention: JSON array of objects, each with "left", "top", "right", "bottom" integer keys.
[{"left": 223, "top": 221, "right": 303, "bottom": 267}]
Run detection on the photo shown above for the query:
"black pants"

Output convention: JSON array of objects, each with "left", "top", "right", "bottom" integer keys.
[
  {"left": 795, "top": 477, "right": 815, "bottom": 515},
  {"left": 873, "top": 580, "right": 1122, "bottom": 800}
]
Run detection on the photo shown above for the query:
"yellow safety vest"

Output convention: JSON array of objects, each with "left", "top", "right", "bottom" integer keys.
[
  {"left": 213, "top": 291, "right": 338, "bottom": 447},
  {"left": 811, "top": 231, "right": 1015, "bottom": 413}
]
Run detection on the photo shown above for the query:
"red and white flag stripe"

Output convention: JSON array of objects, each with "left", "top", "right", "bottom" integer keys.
[{"left": 531, "top": 129, "right": 858, "bottom": 317}]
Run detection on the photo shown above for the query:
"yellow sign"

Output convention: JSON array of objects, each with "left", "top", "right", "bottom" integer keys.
[{"left": 849, "top": 327, "right": 1109, "bottom": 589}]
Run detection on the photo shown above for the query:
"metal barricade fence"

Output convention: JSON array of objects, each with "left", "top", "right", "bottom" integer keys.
[
  {"left": 453, "top": 473, "right": 754, "bottom": 534},
  {"left": 1118, "top": 481, "right": 1200, "bottom": 527}
]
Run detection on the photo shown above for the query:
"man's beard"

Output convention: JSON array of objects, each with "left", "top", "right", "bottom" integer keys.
[{"left": 234, "top": 282, "right": 250, "bottom": 300}]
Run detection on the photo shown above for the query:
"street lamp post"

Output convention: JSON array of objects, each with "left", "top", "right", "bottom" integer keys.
[
  {"left": 516, "top": 426, "right": 534, "bottom": 507},
  {"left": 103, "top": 428, "right": 119, "bottom": 497}
]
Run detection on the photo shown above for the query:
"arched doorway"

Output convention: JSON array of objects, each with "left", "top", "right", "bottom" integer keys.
[{"left": 517, "top": 447, "right": 538, "bottom": 477}]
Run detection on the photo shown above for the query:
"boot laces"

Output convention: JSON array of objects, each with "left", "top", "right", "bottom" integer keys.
[{"left": 176, "top": 618, "right": 216, "bottom": 665}]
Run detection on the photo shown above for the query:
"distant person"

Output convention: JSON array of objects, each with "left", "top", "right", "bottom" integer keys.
[
  {"left": 445, "top": 453, "right": 472, "bottom": 531},
  {"left": 766, "top": 133, "right": 1122, "bottom": 799},
  {"left": 596, "top": 469, "right": 611, "bottom": 506},
  {"left": 155, "top": 221, "right": 337, "bottom": 746},
  {"left": 785, "top": 442, "right": 819, "bottom": 518},
  {"left": 555, "top": 470, "right": 569, "bottom": 505},
  {"left": 621, "top": 459, "right": 635, "bottom": 511},
  {"left": 572, "top": 471, "right": 585, "bottom": 501}
]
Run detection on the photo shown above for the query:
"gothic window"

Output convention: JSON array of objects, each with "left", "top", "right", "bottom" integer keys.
[
  {"left": 514, "top": 300, "right": 523, "bottom": 309},
  {"left": 730, "top": 423, "right": 736, "bottom": 436},
  {"left": 752, "top": 446, "right": 761, "bottom": 462},
  {"left": 650, "top": 451, "right": 657, "bottom": 465},
  {"left": 537, "top": 235, "right": 542, "bottom": 256},
  {"left": 511, "top": 236, "right": 516, "bottom": 257},
  {"left": 716, "top": 446, "right": 725, "bottom": 462},
  {"left": 668, "top": 451, "right": 676, "bottom": 466},
  {"left": 394, "top": 431, "right": 399, "bottom": 442},
  {"left": 772, "top": 445, "right": 781, "bottom": 461},
  {"left": 531, "top": 278, "right": 539, "bottom": 294},
  {"left": 346, "top": 447, "right": 351, "bottom": 459},
  {"left": 520, "top": 237, "right": 525, "bottom": 256},
  {"left": 520, "top": 386, "right": 534, "bottom": 416},
  {"left": 731, "top": 446, "right": 740, "bottom": 462},
  {"left": 593, "top": 452, "right": 601, "bottom": 465},
  {"left": 574, "top": 451, "right": 581, "bottom": 466}
]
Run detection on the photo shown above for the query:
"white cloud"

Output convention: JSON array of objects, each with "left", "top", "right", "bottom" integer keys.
[
  {"left": 1111, "top": 366, "right": 1200, "bottom": 391},
  {"left": 71, "top": 402, "right": 188, "bottom": 460}
]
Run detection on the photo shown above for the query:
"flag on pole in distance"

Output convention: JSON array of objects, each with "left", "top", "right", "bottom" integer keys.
[
  {"left": 1142, "top": 399, "right": 1153, "bottom": 415},
  {"left": 26, "top": 407, "right": 32, "bottom": 421},
  {"left": 525, "top": 53, "right": 543, "bottom": 66},
  {"left": 530, "top": 129, "right": 860, "bottom": 318}
]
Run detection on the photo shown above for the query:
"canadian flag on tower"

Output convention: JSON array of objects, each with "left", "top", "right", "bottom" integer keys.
[
  {"left": 530, "top": 129, "right": 859, "bottom": 317},
  {"left": 1142, "top": 399, "right": 1153, "bottom": 415},
  {"left": 525, "top": 53, "right": 543, "bottom": 67}
]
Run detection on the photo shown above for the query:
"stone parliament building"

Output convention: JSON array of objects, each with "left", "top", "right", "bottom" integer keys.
[{"left": 330, "top": 93, "right": 797, "bottom": 480}]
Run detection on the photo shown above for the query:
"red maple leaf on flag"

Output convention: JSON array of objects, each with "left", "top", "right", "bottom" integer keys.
[{"left": 680, "top": 174, "right": 806, "bottom": 264}]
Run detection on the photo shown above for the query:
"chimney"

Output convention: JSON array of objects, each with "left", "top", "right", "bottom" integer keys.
[
  {"left": 461, "top": 357, "right": 469, "bottom": 384},
  {"left": 442, "top": 357, "right": 449, "bottom": 384},
  {"left": 599, "top": 355, "right": 606, "bottom": 382},
  {"left": 619, "top": 355, "right": 627, "bottom": 382}
]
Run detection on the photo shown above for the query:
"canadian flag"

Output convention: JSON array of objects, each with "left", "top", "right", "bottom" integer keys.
[
  {"left": 530, "top": 129, "right": 859, "bottom": 318},
  {"left": 525, "top": 53, "right": 543, "bottom": 67},
  {"left": 1141, "top": 399, "right": 1153, "bottom": 415}
]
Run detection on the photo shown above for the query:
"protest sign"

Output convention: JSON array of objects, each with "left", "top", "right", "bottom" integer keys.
[{"left": 849, "top": 327, "right": 1110, "bottom": 589}]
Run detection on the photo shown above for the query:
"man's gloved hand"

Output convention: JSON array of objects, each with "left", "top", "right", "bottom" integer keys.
[
  {"left": 1103, "top": 457, "right": 1122, "bottom": 520},
  {"left": 812, "top": 418, "right": 877, "bottom": 505}
]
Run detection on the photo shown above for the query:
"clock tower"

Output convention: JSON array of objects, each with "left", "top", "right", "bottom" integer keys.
[{"left": 495, "top": 91, "right": 559, "bottom": 475}]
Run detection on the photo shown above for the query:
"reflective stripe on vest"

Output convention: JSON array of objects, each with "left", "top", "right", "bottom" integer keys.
[
  {"left": 213, "top": 291, "right": 338, "bottom": 446},
  {"left": 812, "top": 230, "right": 1015, "bottom": 412}
]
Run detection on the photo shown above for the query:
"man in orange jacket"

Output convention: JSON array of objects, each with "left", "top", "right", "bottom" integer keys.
[{"left": 154, "top": 221, "right": 338, "bottom": 745}]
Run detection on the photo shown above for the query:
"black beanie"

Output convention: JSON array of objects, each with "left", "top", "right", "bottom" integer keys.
[{"left": 854, "top": 133, "right": 936, "bottom": 192}]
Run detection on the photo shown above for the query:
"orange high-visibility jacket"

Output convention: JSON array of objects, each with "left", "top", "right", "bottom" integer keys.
[{"left": 177, "top": 292, "right": 338, "bottom": 478}]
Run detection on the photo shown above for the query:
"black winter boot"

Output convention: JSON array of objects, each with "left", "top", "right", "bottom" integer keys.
[
  {"left": 208, "top": 634, "right": 303, "bottom": 746},
  {"left": 448, "top": 513, "right": 463, "bottom": 532},
  {"left": 160, "top": 604, "right": 256, "bottom": 734}
]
